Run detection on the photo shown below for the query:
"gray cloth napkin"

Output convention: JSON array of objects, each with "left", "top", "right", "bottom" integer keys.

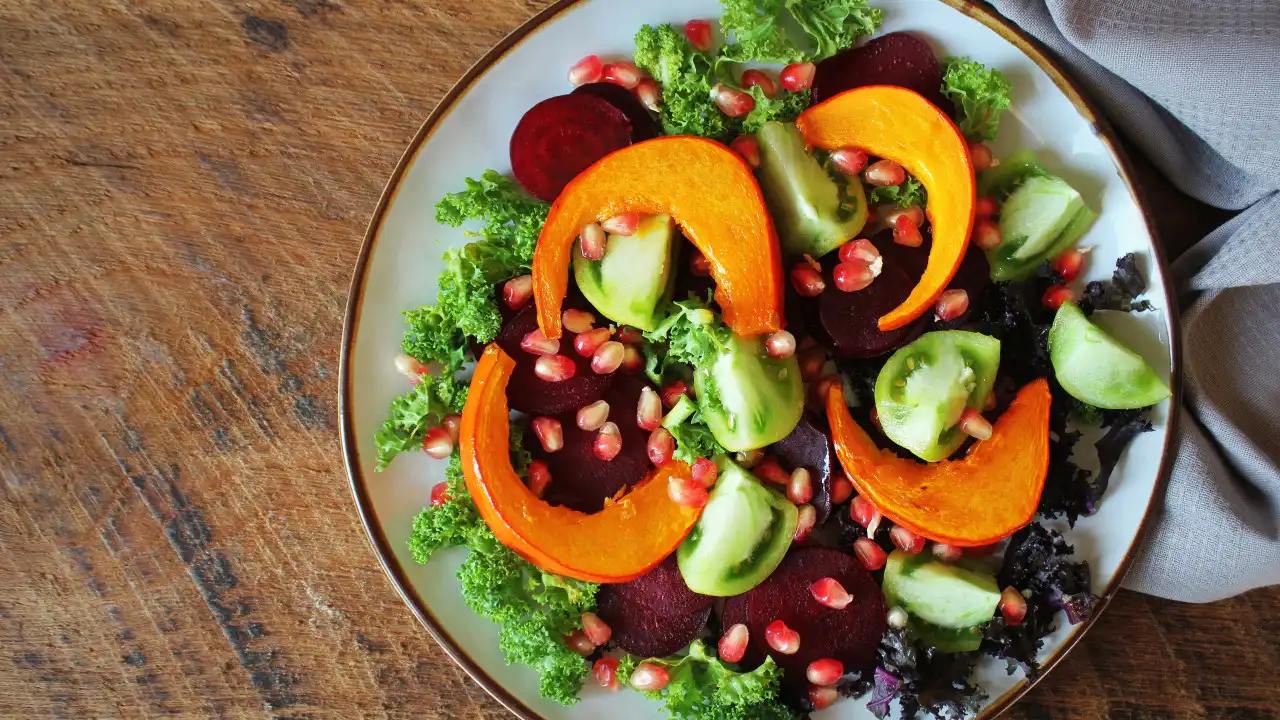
[{"left": 989, "top": 0, "right": 1280, "bottom": 602}]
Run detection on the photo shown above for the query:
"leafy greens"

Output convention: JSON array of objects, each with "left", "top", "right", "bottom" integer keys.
[
  {"left": 617, "top": 641, "right": 796, "bottom": 720},
  {"left": 940, "top": 57, "right": 1013, "bottom": 142},
  {"left": 374, "top": 373, "right": 468, "bottom": 470}
]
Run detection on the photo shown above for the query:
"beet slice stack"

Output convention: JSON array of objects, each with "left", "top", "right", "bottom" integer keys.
[
  {"left": 596, "top": 556, "right": 714, "bottom": 658},
  {"left": 573, "top": 82, "right": 660, "bottom": 142}
]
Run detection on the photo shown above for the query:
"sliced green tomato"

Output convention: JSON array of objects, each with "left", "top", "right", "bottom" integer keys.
[
  {"left": 1049, "top": 302, "right": 1171, "bottom": 409},
  {"left": 573, "top": 214, "right": 677, "bottom": 331},
  {"left": 976, "top": 149, "right": 1044, "bottom": 200},
  {"left": 694, "top": 332, "right": 804, "bottom": 452},
  {"left": 882, "top": 550, "right": 1001, "bottom": 630},
  {"left": 875, "top": 331, "right": 1001, "bottom": 462},
  {"left": 755, "top": 121, "right": 868, "bottom": 259},
  {"left": 910, "top": 620, "right": 985, "bottom": 653},
  {"left": 677, "top": 458, "right": 798, "bottom": 596}
]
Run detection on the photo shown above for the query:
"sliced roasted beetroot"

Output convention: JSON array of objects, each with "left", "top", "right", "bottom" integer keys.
[
  {"left": 496, "top": 303, "right": 614, "bottom": 416},
  {"left": 573, "top": 82, "right": 660, "bottom": 142},
  {"left": 810, "top": 249, "right": 927, "bottom": 358},
  {"left": 510, "top": 93, "right": 634, "bottom": 201},
  {"left": 943, "top": 245, "right": 991, "bottom": 322},
  {"left": 769, "top": 412, "right": 834, "bottom": 524},
  {"left": 813, "top": 32, "right": 945, "bottom": 107},
  {"left": 607, "top": 555, "right": 712, "bottom": 617},
  {"left": 720, "top": 593, "right": 765, "bottom": 667},
  {"left": 597, "top": 585, "right": 713, "bottom": 658},
  {"left": 527, "top": 374, "right": 655, "bottom": 513}
]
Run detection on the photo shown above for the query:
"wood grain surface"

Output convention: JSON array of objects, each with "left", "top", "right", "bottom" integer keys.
[{"left": 0, "top": 1, "right": 1273, "bottom": 718}]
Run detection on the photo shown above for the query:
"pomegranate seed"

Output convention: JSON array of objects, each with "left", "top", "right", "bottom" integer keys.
[
  {"left": 630, "top": 663, "right": 670, "bottom": 692},
  {"left": 730, "top": 134, "right": 762, "bottom": 168},
  {"left": 689, "top": 249, "right": 712, "bottom": 276},
  {"left": 865, "top": 159, "right": 906, "bottom": 186},
  {"left": 807, "top": 658, "right": 844, "bottom": 686},
  {"left": 834, "top": 261, "right": 875, "bottom": 292},
  {"left": 999, "top": 586, "right": 1028, "bottom": 626},
  {"left": 797, "top": 346, "right": 826, "bottom": 381},
  {"left": 602, "top": 61, "right": 642, "bottom": 89},
  {"left": 691, "top": 457, "right": 719, "bottom": 488},
  {"left": 592, "top": 341, "right": 625, "bottom": 374},
  {"left": 668, "top": 474, "right": 709, "bottom": 508},
  {"left": 576, "top": 400, "right": 610, "bottom": 431},
  {"left": 884, "top": 205, "right": 925, "bottom": 229},
  {"left": 788, "top": 467, "right": 814, "bottom": 504},
  {"left": 594, "top": 422, "right": 622, "bottom": 461},
  {"left": 713, "top": 84, "right": 755, "bottom": 117},
  {"left": 765, "top": 330, "right": 796, "bottom": 359},
  {"left": 422, "top": 427, "right": 453, "bottom": 459},
  {"left": 660, "top": 380, "right": 689, "bottom": 408},
  {"left": 636, "top": 386, "right": 663, "bottom": 430},
  {"left": 838, "top": 238, "right": 880, "bottom": 266},
  {"left": 684, "top": 19, "right": 714, "bottom": 52},
  {"left": 892, "top": 215, "right": 924, "bottom": 248},
  {"left": 779, "top": 62, "right": 815, "bottom": 92},
  {"left": 562, "top": 308, "right": 596, "bottom": 334},
  {"left": 520, "top": 328, "right": 561, "bottom": 356},
  {"left": 635, "top": 77, "right": 661, "bottom": 112},
  {"left": 528, "top": 460, "right": 552, "bottom": 497},
  {"left": 891, "top": 526, "right": 925, "bottom": 554},
  {"left": 959, "top": 407, "right": 993, "bottom": 441},
  {"left": 753, "top": 456, "right": 789, "bottom": 485},
  {"left": 810, "top": 577, "right": 853, "bottom": 610},
  {"left": 592, "top": 657, "right": 620, "bottom": 690},
  {"left": 809, "top": 685, "right": 838, "bottom": 710},
  {"left": 564, "top": 630, "right": 595, "bottom": 657},
  {"left": 887, "top": 606, "right": 909, "bottom": 629},
  {"left": 580, "top": 222, "right": 607, "bottom": 260},
  {"left": 969, "top": 141, "right": 996, "bottom": 172},
  {"left": 394, "top": 353, "right": 428, "bottom": 380},
  {"left": 790, "top": 263, "right": 826, "bottom": 297},
  {"left": 718, "top": 623, "right": 749, "bottom": 663},
  {"left": 830, "top": 475, "right": 854, "bottom": 506},
  {"left": 602, "top": 211, "right": 640, "bottom": 236},
  {"left": 568, "top": 54, "right": 603, "bottom": 86},
  {"left": 534, "top": 354, "right": 576, "bottom": 382},
  {"left": 829, "top": 147, "right": 868, "bottom": 176},
  {"left": 441, "top": 413, "right": 462, "bottom": 444},
  {"left": 850, "top": 495, "right": 878, "bottom": 527},
  {"left": 933, "top": 543, "right": 963, "bottom": 562},
  {"left": 574, "top": 327, "right": 612, "bottom": 357},
  {"left": 735, "top": 448, "right": 763, "bottom": 468},
  {"left": 794, "top": 503, "right": 816, "bottom": 541},
  {"left": 854, "top": 537, "right": 887, "bottom": 571},
  {"left": 740, "top": 69, "right": 778, "bottom": 98},
  {"left": 531, "top": 416, "right": 564, "bottom": 453},
  {"left": 801, "top": 253, "right": 822, "bottom": 273},
  {"left": 1053, "top": 247, "right": 1087, "bottom": 282},
  {"left": 430, "top": 481, "right": 450, "bottom": 506},
  {"left": 620, "top": 345, "right": 643, "bottom": 374},
  {"left": 647, "top": 428, "right": 675, "bottom": 466},
  {"left": 765, "top": 620, "right": 801, "bottom": 654},
  {"left": 581, "top": 611, "right": 611, "bottom": 646},
  {"left": 972, "top": 218, "right": 1003, "bottom": 250},
  {"left": 935, "top": 289, "right": 970, "bottom": 322},
  {"left": 974, "top": 195, "right": 998, "bottom": 217},
  {"left": 616, "top": 325, "right": 645, "bottom": 345},
  {"left": 1042, "top": 284, "right": 1078, "bottom": 310}
]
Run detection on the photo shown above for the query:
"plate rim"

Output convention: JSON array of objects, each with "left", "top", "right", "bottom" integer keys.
[{"left": 337, "top": 1, "right": 1184, "bottom": 717}]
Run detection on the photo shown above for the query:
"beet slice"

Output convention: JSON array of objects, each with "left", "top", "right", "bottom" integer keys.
[
  {"left": 769, "top": 412, "right": 835, "bottom": 524},
  {"left": 597, "top": 585, "right": 712, "bottom": 658},
  {"left": 573, "top": 82, "right": 660, "bottom": 142},
  {"left": 810, "top": 249, "right": 927, "bottom": 358},
  {"left": 605, "top": 555, "right": 713, "bottom": 617},
  {"left": 510, "top": 93, "right": 634, "bottom": 201},
  {"left": 942, "top": 245, "right": 991, "bottom": 323},
  {"left": 813, "top": 32, "right": 945, "bottom": 106},
  {"left": 495, "top": 303, "right": 614, "bottom": 416}
]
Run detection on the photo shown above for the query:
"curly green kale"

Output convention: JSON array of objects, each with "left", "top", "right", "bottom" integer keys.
[
  {"left": 635, "top": 24, "right": 735, "bottom": 140},
  {"left": 665, "top": 397, "right": 728, "bottom": 465},
  {"left": 867, "top": 176, "right": 927, "bottom": 208},
  {"left": 374, "top": 373, "right": 468, "bottom": 470},
  {"left": 741, "top": 86, "right": 812, "bottom": 133},
  {"left": 720, "top": 0, "right": 882, "bottom": 64},
  {"left": 940, "top": 57, "right": 1013, "bottom": 142},
  {"left": 618, "top": 641, "right": 796, "bottom": 720}
]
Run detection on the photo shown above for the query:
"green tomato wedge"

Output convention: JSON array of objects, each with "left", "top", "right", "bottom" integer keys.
[
  {"left": 1048, "top": 302, "right": 1171, "bottom": 409},
  {"left": 573, "top": 214, "right": 677, "bottom": 331},
  {"left": 694, "top": 332, "right": 804, "bottom": 452},
  {"left": 882, "top": 550, "right": 1001, "bottom": 630}
]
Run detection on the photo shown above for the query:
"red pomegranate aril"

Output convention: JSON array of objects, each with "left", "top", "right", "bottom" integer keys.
[
  {"left": 810, "top": 577, "right": 853, "bottom": 610},
  {"left": 661, "top": 380, "right": 689, "bottom": 408},
  {"left": 807, "top": 658, "right": 845, "bottom": 687},
  {"left": 834, "top": 261, "right": 875, "bottom": 292},
  {"left": 713, "top": 84, "right": 755, "bottom": 117},
  {"left": 528, "top": 460, "right": 552, "bottom": 497},
  {"left": 935, "top": 289, "right": 970, "bottom": 322},
  {"left": 890, "top": 526, "right": 925, "bottom": 554},
  {"left": 972, "top": 218, "right": 1003, "bottom": 250},
  {"left": 999, "top": 586, "right": 1028, "bottom": 626},
  {"left": 580, "top": 222, "right": 607, "bottom": 260},
  {"left": 788, "top": 467, "right": 814, "bottom": 504},
  {"left": 616, "top": 325, "right": 645, "bottom": 346},
  {"left": 740, "top": 69, "right": 779, "bottom": 98},
  {"left": 531, "top": 416, "right": 564, "bottom": 453},
  {"left": 581, "top": 611, "right": 612, "bottom": 646},
  {"left": 684, "top": 19, "right": 714, "bottom": 52},
  {"left": 779, "top": 61, "right": 816, "bottom": 92},
  {"left": 534, "top": 354, "right": 576, "bottom": 382},
  {"left": 576, "top": 400, "right": 610, "bottom": 431},
  {"left": 865, "top": 159, "right": 906, "bottom": 186},
  {"left": 809, "top": 685, "right": 838, "bottom": 711},
  {"left": 718, "top": 623, "right": 749, "bottom": 663},
  {"left": 630, "top": 663, "right": 670, "bottom": 692},
  {"left": 974, "top": 195, "right": 998, "bottom": 218},
  {"left": 562, "top": 308, "right": 596, "bottom": 334},
  {"left": 635, "top": 77, "right": 661, "bottom": 112},
  {"left": 668, "top": 474, "right": 709, "bottom": 508},
  {"left": 791, "top": 263, "right": 827, "bottom": 297},
  {"left": 564, "top": 630, "right": 595, "bottom": 657},
  {"left": 851, "top": 495, "right": 880, "bottom": 528},
  {"left": 765, "top": 620, "right": 801, "bottom": 655},
  {"left": 394, "top": 353, "right": 428, "bottom": 381},
  {"left": 520, "top": 328, "right": 561, "bottom": 356},
  {"left": 854, "top": 537, "right": 888, "bottom": 571},
  {"left": 730, "top": 134, "right": 762, "bottom": 168},
  {"left": 441, "top": 413, "right": 462, "bottom": 444},
  {"left": 797, "top": 346, "right": 827, "bottom": 381},
  {"left": 602, "top": 211, "right": 641, "bottom": 236},
  {"left": 647, "top": 427, "right": 676, "bottom": 466},
  {"left": 959, "top": 407, "right": 993, "bottom": 441},
  {"left": 574, "top": 327, "right": 612, "bottom": 357},
  {"left": 794, "top": 503, "right": 817, "bottom": 541},
  {"left": 620, "top": 345, "right": 643, "bottom": 374},
  {"left": 765, "top": 330, "right": 797, "bottom": 359},
  {"left": 422, "top": 427, "right": 453, "bottom": 459},
  {"left": 430, "top": 481, "right": 450, "bottom": 506},
  {"left": 500, "top": 273, "right": 532, "bottom": 311},
  {"left": 932, "top": 543, "right": 963, "bottom": 562},
  {"left": 689, "top": 249, "right": 713, "bottom": 277},
  {"left": 1042, "top": 284, "right": 1077, "bottom": 310},
  {"left": 829, "top": 147, "right": 869, "bottom": 176},
  {"left": 892, "top": 215, "right": 924, "bottom": 248},
  {"left": 568, "top": 54, "right": 603, "bottom": 86},
  {"left": 637, "top": 386, "right": 663, "bottom": 430},
  {"left": 692, "top": 457, "right": 719, "bottom": 488},
  {"left": 884, "top": 205, "right": 926, "bottom": 229},
  {"left": 594, "top": 422, "right": 622, "bottom": 461},
  {"left": 831, "top": 473, "right": 854, "bottom": 505},
  {"left": 839, "top": 237, "right": 880, "bottom": 266},
  {"left": 592, "top": 341, "right": 626, "bottom": 374},
  {"left": 753, "top": 456, "right": 789, "bottom": 485},
  {"left": 602, "top": 61, "right": 642, "bottom": 89},
  {"left": 1053, "top": 247, "right": 1087, "bottom": 282},
  {"left": 968, "top": 141, "right": 996, "bottom": 172},
  {"left": 592, "top": 657, "right": 620, "bottom": 690}
]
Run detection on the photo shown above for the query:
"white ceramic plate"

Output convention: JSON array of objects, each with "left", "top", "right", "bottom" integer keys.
[{"left": 340, "top": 1, "right": 1180, "bottom": 717}]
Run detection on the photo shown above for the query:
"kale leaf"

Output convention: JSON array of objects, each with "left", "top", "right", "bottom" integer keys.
[
  {"left": 617, "top": 640, "right": 797, "bottom": 720},
  {"left": 1079, "top": 252, "right": 1155, "bottom": 314},
  {"left": 635, "top": 24, "right": 735, "bottom": 140},
  {"left": 940, "top": 57, "right": 1013, "bottom": 142},
  {"left": 869, "top": 628, "right": 987, "bottom": 720},
  {"left": 719, "top": 0, "right": 883, "bottom": 64},
  {"left": 374, "top": 373, "right": 468, "bottom": 470},
  {"left": 867, "top": 176, "right": 927, "bottom": 208}
]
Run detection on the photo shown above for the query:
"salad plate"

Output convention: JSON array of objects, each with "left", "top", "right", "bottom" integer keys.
[{"left": 340, "top": 0, "right": 1180, "bottom": 718}]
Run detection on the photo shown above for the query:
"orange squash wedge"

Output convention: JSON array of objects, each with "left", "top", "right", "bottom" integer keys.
[
  {"left": 532, "top": 136, "right": 784, "bottom": 340},
  {"left": 826, "top": 378, "right": 1051, "bottom": 547},
  {"left": 797, "top": 86, "right": 975, "bottom": 331},
  {"left": 460, "top": 343, "right": 701, "bottom": 582}
]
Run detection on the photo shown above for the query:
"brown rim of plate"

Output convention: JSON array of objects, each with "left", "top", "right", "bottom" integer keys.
[{"left": 338, "top": 0, "right": 1184, "bottom": 718}]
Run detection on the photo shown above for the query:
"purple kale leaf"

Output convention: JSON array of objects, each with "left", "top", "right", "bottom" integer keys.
[
  {"left": 1079, "top": 253, "right": 1154, "bottom": 314},
  {"left": 869, "top": 628, "right": 987, "bottom": 720}
]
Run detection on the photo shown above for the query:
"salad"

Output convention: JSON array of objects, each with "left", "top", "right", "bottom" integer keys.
[{"left": 373, "top": 1, "right": 1172, "bottom": 717}]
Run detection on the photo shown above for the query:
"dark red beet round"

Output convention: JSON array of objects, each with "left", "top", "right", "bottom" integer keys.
[
  {"left": 812, "top": 32, "right": 945, "bottom": 107},
  {"left": 810, "top": 249, "right": 927, "bottom": 358},
  {"left": 605, "top": 555, "right": 712, "bottom": 617},
  {"left": 720, "top": 593, "right": 766, "bottom": 668},
  {"left": 597, "top": 585, "right": 712, "bottom": 658},
  {"left": 942, "top": 245, "right": 991, "bottom": 324},
  {"left": 510, "top": 93, "right": 634, "bottom": 201},
  {"left": 769, "top": 412, "right": 834, "bottom": 524},
  {"left": 495, "top": 303, "right": 613, "bottom": 416},
  {"left": 572, "top": 82, "right": 659, "bottom": 142}
]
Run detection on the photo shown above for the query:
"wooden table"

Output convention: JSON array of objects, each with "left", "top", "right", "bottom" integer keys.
[{"left": 0, "top": 1, "right": 1274, "bottom": 718}]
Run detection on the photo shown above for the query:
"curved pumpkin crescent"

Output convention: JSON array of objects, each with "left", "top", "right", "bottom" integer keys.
[
  {"left": 532, "top": 136, "right": 784, "bottom": 340},
  {"left": 797, "top": 86, "right": 975, "bottom": 331},
  {"left": 461, "top": 344, "right": 701, "bottom": 582},
  {"left": 826, "top": 378, "right": 1051, "bottom": 547}
]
